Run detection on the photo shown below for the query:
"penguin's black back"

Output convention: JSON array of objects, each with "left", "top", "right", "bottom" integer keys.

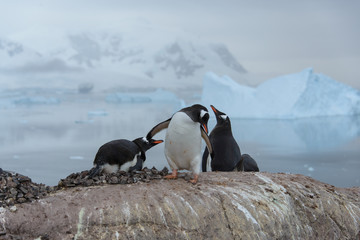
[
  {"left": 205, "top": 125, "right": 241, "bottom": 171},
  {"left": 241, "top": 154, "right": 259, "bottom": 172},
  {"left": 94, "top": 139, "right": 139, "bottom": 166}
]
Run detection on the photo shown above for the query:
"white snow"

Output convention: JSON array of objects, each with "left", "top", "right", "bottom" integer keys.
[
  {"left": 202, "top": 68, "right": 360, "bottom": 119},
  {"left": 0, "top": 25, "right": 247, "bottom": 91}
]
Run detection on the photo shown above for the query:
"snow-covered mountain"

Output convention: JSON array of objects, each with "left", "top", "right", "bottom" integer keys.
[
  {"left": 202, "top": 68, "right": 360, "bottom": 118},
  {"left": 0, "top": 27, "right": 247, "bottom": 91},
  {"left": 0, "top": 38, "right": 42, "bottom": 69}
]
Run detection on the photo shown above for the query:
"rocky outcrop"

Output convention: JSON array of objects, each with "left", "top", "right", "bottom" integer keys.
[{"left": 1, "top": 172, "right": 359, "bottom": 239}]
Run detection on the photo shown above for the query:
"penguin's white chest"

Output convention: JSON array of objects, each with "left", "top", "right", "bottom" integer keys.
[{"left": 165, "top": 112, "right": 202, "bottom": 171}]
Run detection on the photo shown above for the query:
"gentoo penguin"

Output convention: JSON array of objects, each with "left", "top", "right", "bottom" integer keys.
[
  {"left": 88, "top": 137, "right": 163, "bottom": 178},
  {"left": 202, "top": 105, "right": 241, "bottom": 172},
  {"left": 146, "top": 104, "right": 213, "bottom": 184},
  {"left": 236, "top": 154, "right": 260, "bottom": 172}
]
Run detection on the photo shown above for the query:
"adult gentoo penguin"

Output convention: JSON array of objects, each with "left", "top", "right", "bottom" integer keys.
[
  {"left": 88, "top": 137, "right": 163, "bottom": 178},
  {"left": 202, "top": 105, "right": 241, "bottom": 172},
  {"left": 146, "top": 104, "right": 213, "bottom": 184},
  {"left": 202, "top": 105, "right": 260, "bottom": 172}
]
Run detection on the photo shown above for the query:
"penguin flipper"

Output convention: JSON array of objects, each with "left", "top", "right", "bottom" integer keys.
[
  {"left": 202, "top": 147, "right": 209, "bottom": 172},
  {"left": 201, "top": 127, "right": 213, "bottom": 156},
  {"left": 146, "top": 118, "right": 171, "bottom": 139}
]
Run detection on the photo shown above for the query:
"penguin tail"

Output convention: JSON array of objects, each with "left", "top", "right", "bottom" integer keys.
[{"left": 88, "top": 165, "right": 101, "bottom": 178}]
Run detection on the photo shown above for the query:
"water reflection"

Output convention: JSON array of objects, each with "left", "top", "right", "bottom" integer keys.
[
  {"left": 223, "top": 116, "right": 360, "bottom": 187},
  {"left": 228, "top": 116, "right": 360, "bottom": 152}
]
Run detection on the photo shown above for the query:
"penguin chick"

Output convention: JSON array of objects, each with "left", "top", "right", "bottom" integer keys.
[
  {"left": 202, "top": 105, "right": 241, "bottom": 172},
  {"left": 146, "top": 104, "right": 213, "bottom": 184},
  {"left": 236, "top": 154, "right": 260, "bottom": 172},
  {"left": 88, "top": 137, "right": 163, "bottom": 178}
]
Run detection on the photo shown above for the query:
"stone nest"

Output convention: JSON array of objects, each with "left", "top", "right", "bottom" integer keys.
[
  {"left": 57, "top": 166, "right": 169, "bottom": 188},
  {"left": 0, "top": 169, "right": 55, "bottom": 208},
  {"left": 0, "top": 167, "right": 169, "bottom": 208}
]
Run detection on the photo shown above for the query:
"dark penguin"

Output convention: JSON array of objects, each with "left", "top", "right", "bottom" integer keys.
[
  {"left": 88, "top": 137, "right": 163, "bottom": 178},
  {"left": 236, "top": 154, "right": 260, "bottom": 172},
  {"left": 202, "top": 105, "right": 241, "bottom": 172},
  {"left": 146, "top": 104, "right": 213, "bottom": 184}
]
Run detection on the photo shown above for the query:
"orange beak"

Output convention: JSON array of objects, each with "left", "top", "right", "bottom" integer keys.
[
  {"left": 202, "top": 123, "right": 208, "bottom": 134},
  {"left": 211, "top": 105, "right": 217, "bottom": 114},
  {"left": 153, "top": 140, "right": 164, "bottom": 144}
]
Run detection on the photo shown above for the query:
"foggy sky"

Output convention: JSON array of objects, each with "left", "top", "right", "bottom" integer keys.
[{"left": 1, "top": 0, "right": 360, "bottom": 88}]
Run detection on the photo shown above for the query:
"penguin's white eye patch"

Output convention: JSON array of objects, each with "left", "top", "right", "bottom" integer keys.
[
  {"left": 200, "top": 110, "right": 208, "bottom": 118},
  {"left": 220, "top": 114, "right": 227, "bottom": 120},
  {"left": 142, "top": 137, "right": 149, "bottom": 143}
]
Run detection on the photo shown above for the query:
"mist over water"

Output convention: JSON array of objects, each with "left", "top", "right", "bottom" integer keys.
[
  {"left": 229, "top": 117, "right": 360, "bottom": 187},
  {"left": 1, "top": 1, "right": 360, "bottom": 188},
  {"left": 0, "top": 91, "right": 359, "bottom": 187}
]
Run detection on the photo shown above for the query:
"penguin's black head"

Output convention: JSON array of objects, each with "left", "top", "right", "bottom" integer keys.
[
  {"left": 211, "top": 105, "right": 231, "bottom": 126},
  {"left": 133, "top": 137, "right": 164, "bottom": 152},
  {"left": 199, "top": 108, "right": 210, "bottom": 134},
  {"left": 182, "top": 104, "right": 210, "bottom": 134}
]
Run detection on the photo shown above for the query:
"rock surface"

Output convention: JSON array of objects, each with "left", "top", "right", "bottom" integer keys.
[{"left": 1, "top": 172, "right": 359, "bottom": 239}]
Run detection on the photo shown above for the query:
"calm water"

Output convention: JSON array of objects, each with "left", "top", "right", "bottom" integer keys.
[{"left": 1, "top": 93, "right": 359, "bottom": 187}]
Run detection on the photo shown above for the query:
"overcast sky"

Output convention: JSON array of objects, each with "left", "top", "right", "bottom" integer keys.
[{"left": 1, "top": 0, "right": 360, "bottom": 88}]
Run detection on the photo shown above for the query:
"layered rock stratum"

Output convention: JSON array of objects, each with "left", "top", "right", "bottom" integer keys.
[{"left": 1, "top": 172, "right": 359, "bottom": 239}]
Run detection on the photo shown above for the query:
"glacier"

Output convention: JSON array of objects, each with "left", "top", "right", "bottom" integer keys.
[
  {"left": 202, "top": 68, "right": 360, "bottom": 119},
  {"left": 0, "top": 26, "right": 248, "bottom": 91}
]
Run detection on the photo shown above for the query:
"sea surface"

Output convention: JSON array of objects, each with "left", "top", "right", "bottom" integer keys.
[{"left": 1, "top": 92, "right": 359, "bottom": 187}]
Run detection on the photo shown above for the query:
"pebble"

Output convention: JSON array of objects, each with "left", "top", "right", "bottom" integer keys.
[
  {"left": 57, "top": 166, "right": 169, "bottom": 189},
  {"left": 1, "top": 167, "right": 168, "bottom": 208},
  {"left": 0, "top": 170, "right": 60, "bottom": 208},
  {"left": 9, "top": 206, "right": 17, "bottom": 212}
]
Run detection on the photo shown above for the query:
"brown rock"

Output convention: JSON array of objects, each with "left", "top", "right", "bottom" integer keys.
[
  {"left": 6, "top": 180, "right": 17, "bottom": 189},
  {"left": 1, "top": 172, "right": 359, "bottom": 240}
]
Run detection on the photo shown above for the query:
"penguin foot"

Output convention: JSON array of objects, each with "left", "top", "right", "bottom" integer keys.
[
  {"left": 164, "top": 169, "right": 178, "bottom": 180},
  {"left": 189, "top": 174, "right": 199, "bottom": 184}
]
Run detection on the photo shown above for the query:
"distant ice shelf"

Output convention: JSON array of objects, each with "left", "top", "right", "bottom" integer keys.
[
  {"left": 0, "top": 95, "right": 61, "bottom": 108},
  {"left": 202, "top": 68, "right": 360, "bottom": 119},
  {"left": 106, "top": 88, "right": 184, "bottom": 105}
]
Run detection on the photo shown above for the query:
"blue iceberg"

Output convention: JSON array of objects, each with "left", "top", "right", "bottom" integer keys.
[{"left": 202, "top": 68, "right": 360, "bottom": 119}]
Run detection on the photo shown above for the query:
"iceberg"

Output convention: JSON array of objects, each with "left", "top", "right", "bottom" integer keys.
[
  {"left": 202, "top": 68, "right": 360, "bottom": 119},
  {"left": 0, "top": 88, "right": 68, "bottom": 108},
  {"left": 0, "top": 95, "right": 60, "bottom": 108},
  {"left": 87, "top": 110, "right": 108, "bottom": 117},
  {"left": 106, "top": 88, "right": 183, "bottom": 104},
  {"left": 12, "top": 96, "right": 60, "bottom": 105}
]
